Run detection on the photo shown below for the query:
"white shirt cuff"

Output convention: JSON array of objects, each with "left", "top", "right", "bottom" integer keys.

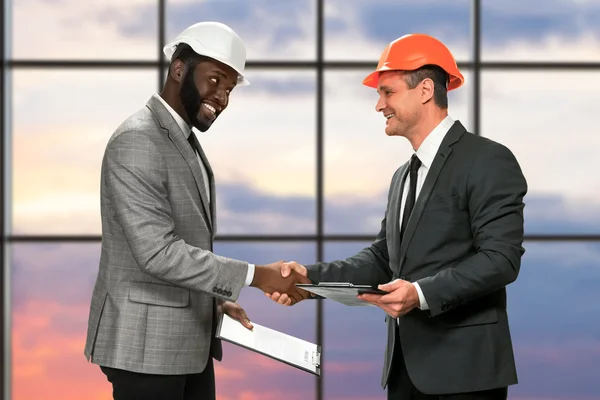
[
  {"left": 412, "top": 282, "right": 429, "bottom": 311},
  {"left": 244, "top": 263, "right": 255, "bottom": 286}
]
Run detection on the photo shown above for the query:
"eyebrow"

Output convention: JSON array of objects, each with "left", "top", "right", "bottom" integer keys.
[{"left": 377, "top": 85, "right": 394, "bottom": 93}]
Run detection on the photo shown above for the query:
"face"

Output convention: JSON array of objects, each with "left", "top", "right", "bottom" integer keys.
[
  {"left": 178, "top": 58, "right": 238, "bottom": 132},
  {"left": 375, "top": 71, "right": 422, "bottom": 138}
]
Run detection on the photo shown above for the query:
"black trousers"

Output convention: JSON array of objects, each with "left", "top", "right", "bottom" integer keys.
[
  {"left": 100, "top": 359, "right": 215, "bottom": 400},
  {"left": 388, "top": 332, "right": 507, "bottom": 400}
]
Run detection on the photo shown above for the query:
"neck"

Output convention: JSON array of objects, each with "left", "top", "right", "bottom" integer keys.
[
  {"left": 160, "top": 85, "right": 191, "bottom": 125},
  {"left": 408, "top": 107, "right": 448, "bottom": 151}
]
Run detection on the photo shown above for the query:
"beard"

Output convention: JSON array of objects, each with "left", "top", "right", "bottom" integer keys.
[{"left": 179, "top": 66, "right": 212, "bottom": 132}]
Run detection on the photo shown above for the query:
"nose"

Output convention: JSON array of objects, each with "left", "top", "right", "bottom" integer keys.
[
  {"left": 214, "top": 89, "right": 227, "bottom": 108},
  {"left": 375, "top": 95, "right": 385, "bottom": 113}
]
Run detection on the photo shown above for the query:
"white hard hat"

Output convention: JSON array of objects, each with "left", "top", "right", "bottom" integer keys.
[{"left": 163, "top": 21, "right": 250, "bottom": 86}]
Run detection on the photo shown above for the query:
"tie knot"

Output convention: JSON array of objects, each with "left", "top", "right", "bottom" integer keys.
[{"left": 409, "top": 154, "right": 422, "bottom": 171}]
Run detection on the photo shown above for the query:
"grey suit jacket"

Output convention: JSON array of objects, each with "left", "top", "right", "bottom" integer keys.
[
  {"left": 84, "top": 95, "right": 248, "bottom": 375},
  {"left": 306, "top": 121, "right": 527, "bottom": 394}
]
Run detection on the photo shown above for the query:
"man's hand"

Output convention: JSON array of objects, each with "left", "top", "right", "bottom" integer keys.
[
  {"left": 251, "top": 260, "right": 311, "bottom": 305},
  {"left": 265, "top": 261, "right": 310, "bottom": 306},
  {"left": 358, "top": 279, "right": 420, "bottom": 318},
  {"left": 222, "top": 301, "right": 253, "bottom": 330}
]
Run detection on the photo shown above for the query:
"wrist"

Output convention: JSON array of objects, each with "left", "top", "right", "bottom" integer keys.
[{"left": 250, "top": 265, "right": 265, "bottom": 288}]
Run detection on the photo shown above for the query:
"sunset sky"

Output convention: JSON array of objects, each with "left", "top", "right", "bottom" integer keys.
[{"left": 6, "top": 0, "right": 600, "bottom": 399}]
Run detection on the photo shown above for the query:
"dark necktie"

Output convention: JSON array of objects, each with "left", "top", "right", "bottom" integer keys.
[
  {"left": 400, "top": 154, "right": 422, "bottom": 239},
  {"left": 187, "top": 133, "right": 211, "bottom": 200},
  {"left": 188, "top": 134, "right": 198, "bottom": 155}
]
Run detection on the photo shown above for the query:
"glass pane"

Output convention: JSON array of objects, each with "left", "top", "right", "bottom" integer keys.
[
  {"left": 323, "top": 242, "right": 386, "bottom": 400},
  {"left": 214, "top": 242, "right": 317, "bottom": 400},
  {"left": 10, "top": 243, "right": 109, "bottom": 399},
  {"left": 482, "top": 1, "right": 600, "bottom": 61},
  {"left": 321, "top": 241, "right": 600, "bottom": 399},
  {"left": 166, "top": 0, "right": 315, "bottom": 61},
  {"left": 201, "top": 69, "right": 316, "bottom": 234},
  {"left": 325, "top": 70, "right": 471, "bottom": 234},
  {"left": 11, "top": 69, "right": 158, "bottom": 234},
  {"left": 11, "top": 0, "right": 158, "bottom": 59},
  {"left": 325, "top": 0, "right": 471, "bottom": 62},
  {"left": 481, "top": 71, "right": 600, "bottom": 234},
  {"left": 507, "top": 242, "right": 600, "bottom": 398},
  {"left": 10, "top": 241, "right": 317, "bottom": 400}
]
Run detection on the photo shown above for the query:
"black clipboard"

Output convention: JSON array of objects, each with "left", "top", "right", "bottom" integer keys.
[{"left": 296, "top": 282, "right": 388, "bottom": 295}]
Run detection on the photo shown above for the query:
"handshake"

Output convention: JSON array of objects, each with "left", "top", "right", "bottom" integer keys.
[{"left": 250, "top": 261, "right": 311, "bottom": 306}]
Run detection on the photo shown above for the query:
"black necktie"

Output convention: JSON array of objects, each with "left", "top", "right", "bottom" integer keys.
[
  {"left": 188, "top": 134, "right": 198, "bottom": 155},
  {"left": 401, "top": 154, "right": 422, "bottom": 239}
]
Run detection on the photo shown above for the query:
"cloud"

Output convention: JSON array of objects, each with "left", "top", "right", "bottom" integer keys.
[
  {"left": 325, "top": 0, "right": 471, "bottom": 61},
  {"left": 11, "top": 0, "right": 158, "bottom": 59},
  {"left": 165, "top": 0, "right": 315, "bottom": 60}
]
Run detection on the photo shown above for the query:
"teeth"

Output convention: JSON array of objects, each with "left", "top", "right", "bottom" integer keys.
[
  {"left": 204, "top": 103, "right": 216, "bottom": 114},
  {"left": 385, "top": 114, "right": 393, "bottom": 119}
]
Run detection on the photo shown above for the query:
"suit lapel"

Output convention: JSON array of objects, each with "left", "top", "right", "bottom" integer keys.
[
  {"left": 388, "top": 163, "right": 408, "bottom": 274},
  {"left": 188, "top": 133, "right": 217, "bottom": 234},
  {"left": 398, "top": 121, "right": 467, "bottom": 268},
  {"left": 146, "top": 96, "right": 213, "bottom": 231}
]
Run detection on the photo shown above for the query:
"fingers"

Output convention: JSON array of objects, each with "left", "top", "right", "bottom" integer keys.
[
  {"left": 280, "top": 262, "right": 292, "bottom": 278},
  {"left": 237, "top": 308, "right": 254, "bottom": 330},
  {"left": 282, "top": 261, "right": 307, "bottom": 278},
  {"left": 358, "top": 293, "right": 383, "bottom": 303},
  {"left": 378, "top": 278, "right": 402, "bottom": 292}
]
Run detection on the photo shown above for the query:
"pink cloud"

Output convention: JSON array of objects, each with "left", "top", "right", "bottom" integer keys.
[{"left": 325, "top": 361, "right": 380, "bottom": 374}]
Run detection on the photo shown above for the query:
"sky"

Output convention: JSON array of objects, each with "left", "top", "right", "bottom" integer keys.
[{"left": 6, "top": 0, "right": 600, "bottom": 399}]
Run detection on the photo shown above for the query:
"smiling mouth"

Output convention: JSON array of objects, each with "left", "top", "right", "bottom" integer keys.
[
  {"left": 202, "top": 102, "right": 218, "bottom": 119},
  {"left": 385, "top": 113, "right": 394, "bottom": 124}
]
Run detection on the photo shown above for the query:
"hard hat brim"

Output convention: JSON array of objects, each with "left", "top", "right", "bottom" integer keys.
[
  {"left": 361, "top": 68, "right": 464, "bottom": 91},
  {"left": 163, "top": 40, "right": 250, "bottom": 86}
]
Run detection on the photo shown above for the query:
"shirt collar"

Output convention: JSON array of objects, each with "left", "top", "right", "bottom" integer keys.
[
  {"left": 153, "top": 93, "right": 192, "bottom": 138},
  {"left": 415, "top": 115, "right": 454, "bottom": 169}
]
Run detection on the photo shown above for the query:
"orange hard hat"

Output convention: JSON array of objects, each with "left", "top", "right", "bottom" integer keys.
[{"left": 362, "top": 33, "right": 464, "bottom": 91}]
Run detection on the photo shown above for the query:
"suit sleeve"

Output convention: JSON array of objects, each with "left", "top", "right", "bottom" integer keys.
[
  {"left": 416, "top": 143, "right": 528, "bottom": 317},
  {"left": 305, "top": 169, "right": 402, "bottom": 285},
  {"left": 307, "top": 215, "right": 393, "bottom": 285},
  {"left": 105, "top": 131, "right": 248, "bottom": 302}
]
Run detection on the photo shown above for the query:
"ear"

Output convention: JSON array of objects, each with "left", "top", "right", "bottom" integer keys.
[
  {"left": 420, "top": 78, "right": 435, "bottom": 104},
  {"left": 169, "top": 59, "right": 186, "bottom": 84}
]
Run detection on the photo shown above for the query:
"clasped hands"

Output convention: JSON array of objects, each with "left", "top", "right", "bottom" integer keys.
[
  {"left": 250, "top": 260, "right": 313, "bottom": 305},
  {"left": 223, "top": 260, "right": 312, "bottom": 331},
  {"left": 264, "top": 262, "right": 420, "bottom": 318}
]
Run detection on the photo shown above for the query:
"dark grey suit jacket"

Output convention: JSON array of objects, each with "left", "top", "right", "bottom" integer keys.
[
  {"left": 306, "top": 121, "right": 527, "bottom": 395},
  {"left": 84, "top": 96, "right": 248, "bottom": 375}
]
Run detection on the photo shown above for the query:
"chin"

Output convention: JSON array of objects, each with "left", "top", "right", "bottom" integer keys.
[{"left": 193, "top": 118, "right": 212, "bottom": 132}]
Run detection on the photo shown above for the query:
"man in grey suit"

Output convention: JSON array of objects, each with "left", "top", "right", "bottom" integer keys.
[
  {"left": 268, "top": 34, "right": 527, "bottom": 400},
  {"left": 84, "top": 21, "right": 309, "bottom": 400}
]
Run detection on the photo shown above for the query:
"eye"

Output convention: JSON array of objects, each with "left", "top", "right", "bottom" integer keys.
[{"left": 210, "top": 77, "right": 218, "bottom": 84}]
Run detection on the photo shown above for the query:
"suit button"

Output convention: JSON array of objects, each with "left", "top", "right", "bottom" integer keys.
[
  {"left": 212, "top": 286, "right": 218, "bottom": 292},
  {"left": 227, "top": 291, "right": 232, "bottom": 297}
]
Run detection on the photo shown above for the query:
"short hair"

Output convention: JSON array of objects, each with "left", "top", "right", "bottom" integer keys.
[
  {"left": 400, "top": 65, "right": 449, "bottom": 109},
  {"left": 171, "top": 43, "right": 211, "bottom": 68}
]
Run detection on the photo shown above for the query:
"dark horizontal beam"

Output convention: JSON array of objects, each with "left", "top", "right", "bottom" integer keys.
[
  {"left": 7, "top": 234, "right": 600, "bottom": 243},
  {"left": 5, "top": 60, "right": 600, "bottom": 70}
]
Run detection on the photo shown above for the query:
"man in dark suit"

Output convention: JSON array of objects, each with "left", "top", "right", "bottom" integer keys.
[{"left": 267, "top": 33, "right": 527, "bottom": 400}]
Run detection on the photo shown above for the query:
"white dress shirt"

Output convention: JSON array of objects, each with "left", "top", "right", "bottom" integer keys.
[
  {"left": 154, "top": 94, "right": 255, "bottom": 286},
  {"left": 401, "top": 115, "right": 455, "bottom": 311}
]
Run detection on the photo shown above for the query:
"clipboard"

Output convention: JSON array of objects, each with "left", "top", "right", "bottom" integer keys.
[
  {"left": 216, "top": 313, "right": 321, "bottom": 376},
  {"left": 296, "top": 282, "right": 388, "bottom": 306}
]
